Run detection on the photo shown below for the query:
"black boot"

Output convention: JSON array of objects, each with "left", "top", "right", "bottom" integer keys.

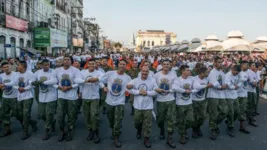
[
  {"left": 130, "top": 106, "right": 134, "bottom": 116},
  {"left": 192, "top": 128, "right": 198, "bottom": 138},
  {"left": 58, "top": 128, "right": 65, "bottom": 142},
  {"left": 43, "top": 128, "right": 50, "bottom": 140},
  {"left": 210, "top": 129, "right": 217, "bottom": 140},
  {"left": 239, "top": 121, "right": 250, "bottom": 134},
  {"left": 93, "top": 131, "right": 100, "bottom": 144},
  {"left": 249, "top": 119, "right": 258, "bottom": 127},
  {"left": 228, "top": 127, "right": 235, "bottom": 137},
  {"left": 114, "top": 136, "right": 121, "bottom": 148},
  {"left": 215, "top": 127, "right": 220, "bottom": 134},
  {"left": 136, "top": 129, "right": 141, "bottom": 139},
  {"left": 180, "top": 134, "right": 187, "bottom": 145},
  {"left": 21, "top": 128, "right": 30, "bottom": 140},
  {"left": 31, "top": 120, "right": 38, "bottom": 132},
  {"left": 65, "top": 129, "right": 73, "bottom": 141},
  {"left": 159, "top": 128, "right": 165, "bottom": 140},
  {"left": 87, "top": 130, "right": 94, "bottom": 140},
  {"left": 144, "top": 137, "right": 151, "bottom": 148},
  {"left": 166, "top": 133, "right": 176, "bottom": 148},
  {"left": 0, "top": 125, "right": 12, "bottom": 137}
]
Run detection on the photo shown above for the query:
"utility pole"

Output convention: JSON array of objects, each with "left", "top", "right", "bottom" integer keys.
[{"left": 70, "top": 5, "right": 83, "bottom": 53}]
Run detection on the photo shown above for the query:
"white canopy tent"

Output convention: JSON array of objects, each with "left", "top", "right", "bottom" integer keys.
[
  {"left": 197, "top": 35, "right": 222, "bottom": 52},
  {"left": 251, "top": 36, "right": 267, "bottom": 52},
  {"left": 222, "top": 30, "right": 251, "bottom": 51}
]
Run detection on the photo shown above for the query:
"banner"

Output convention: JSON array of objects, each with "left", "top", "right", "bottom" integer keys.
[
  {"left": 6, "top": 15, "right": 28, "bottom": 32},
  {"left": 50, "top": 28, "right": 67, "bottom": 48},
  {"left": 34, "top": 28, "right": 50, "bottom": 47}
]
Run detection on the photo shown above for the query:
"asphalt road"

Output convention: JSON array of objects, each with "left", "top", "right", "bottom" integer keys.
[{"left": 0, "top": 98, "right": 267, "bottom": 150}]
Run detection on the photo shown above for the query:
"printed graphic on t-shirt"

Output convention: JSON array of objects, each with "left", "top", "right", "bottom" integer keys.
[
  {"left": 111, "top": 78, "right": 122, "bottom": 96},
  {"left": 182, "top": 83, "right": 191, "bottom": 101},
  {"left": 61, "top": 74, "right": 71, "bottom": 86},
  {"left": 39, "top": 76, "right": 48, "bottom": 93},
  {"left": 196, "top": 87, "right": 206, "bottom": 98},
  {"left": 3, "top": 79, "right": 13, "bottom": 95},
  {"left": 138, "top": 83, "right": 148, "bottom": 91},
  {"left": 18, "top": 77, "right": 25, "bottom": 88},
  {"left": 159, "top": 78, "right": 169, "bottom": 95}
]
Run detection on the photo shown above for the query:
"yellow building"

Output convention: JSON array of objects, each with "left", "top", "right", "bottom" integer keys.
[{"left": 135, "top": 30, "right": 177, "bottom": 51}]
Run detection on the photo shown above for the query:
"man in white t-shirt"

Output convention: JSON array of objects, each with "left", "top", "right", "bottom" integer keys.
[
  {"left": 0, "top": 62, "right": 19, "bottom": 137},
  {"left": 100, "top": 59, "right": 131, "bottom": 148},
  {"left": 127, "top": 66, "right": 158, "bottom": 148}
]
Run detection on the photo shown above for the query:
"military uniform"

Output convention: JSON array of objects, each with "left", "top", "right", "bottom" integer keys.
[
  {"left": 99, "top": 66, "right": 112, "bottom": 114},
  {"left": 126, "top": 67, "right": 140, "bottom": 115}
]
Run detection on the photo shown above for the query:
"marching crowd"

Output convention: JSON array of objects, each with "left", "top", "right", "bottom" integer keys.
[{"left": 0, "top": 51, "right": 266, "bottom": 148}]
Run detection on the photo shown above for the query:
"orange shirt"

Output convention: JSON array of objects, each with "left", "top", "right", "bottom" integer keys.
[
  {"left": 126, "top": 60, "right": 133, "bottom": 70},
  {"left": 107, "top": 58, "right": 114, "bottom": 69},
  {"left": 152, "top": 60, "right": 159, "bottom": 70}
]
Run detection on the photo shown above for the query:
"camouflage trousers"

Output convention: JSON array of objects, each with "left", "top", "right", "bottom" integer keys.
[
  {"left": 247, "top": 92, "right": 256, "bottom": 120},
  {"left": 38, "top": 101, "right": 57, "bottom": 130},
  {"left": 238, "top": 97, "right": 248, "bottom": 121},
  {"left": 17, "top": 98, "right": 37, "bottom": 132},
  {"left": 255, "top": 87, "right": 260, "bottom": 113},
  {"left": 226, "top": 99, "right": 240, "bottom": 128},
  {"left": 176, "top": 104, "right": 194, "bottom": 135},
  {"left": 192, "top": 100, "right": 207, "bottom": 128},
  {"left": 57, "top": 99, "right": 77, "bottom": 130},
  {"left": 134, "top": 109, "right": 152, "bottom": 137},
  {"left": 83, "top": 100, "right": 99, "bottom": 131},
  {"left": 99, "top": 89, "right": 107, "bottom": 108},
  {"left": 156, "top": 100, "right": 176, "bottom": 133},
  {"left": 0, "top": 98, "right": 19, "bottom": 126},
  {"left": 106, "top": 104, "right": 124, "bottom": 136},
  {"left": 208, "top": 98, "right": 228, "bottom": 130}
]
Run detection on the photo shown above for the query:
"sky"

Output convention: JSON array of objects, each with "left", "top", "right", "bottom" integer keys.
[{"left": 83, "top": 0, "right": 267, "bottom": 45}]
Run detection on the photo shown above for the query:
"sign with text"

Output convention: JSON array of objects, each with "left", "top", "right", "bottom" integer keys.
[
  {"left": 50, "top": 28, "right": 67, "bottom": 48},
  {"left": 34, "top": 28, "right": 50, "bottom": 47},
  {"left": 6, "top": 15, "right": 28, "bottom": 32}
]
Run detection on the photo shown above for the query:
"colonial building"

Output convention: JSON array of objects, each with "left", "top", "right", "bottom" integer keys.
[
  {"left": 0, "top": 0, "right": 34, "bottom": 58},
  {"left": 135, "top": 30, "right": 177, "bottom": 51}
]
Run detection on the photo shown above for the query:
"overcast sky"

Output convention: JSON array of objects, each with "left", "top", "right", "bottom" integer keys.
[{"left": 83, "top": 0, "right": 267, "bottom": 44}]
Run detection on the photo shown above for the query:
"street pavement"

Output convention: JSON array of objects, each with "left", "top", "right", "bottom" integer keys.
[{"left": 0, "top": 98, "right": 267, "bottom": 150}]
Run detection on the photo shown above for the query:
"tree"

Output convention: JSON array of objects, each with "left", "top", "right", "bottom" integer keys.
[{"left": 114, "top": 42, "right": 122, "bottom": 48}]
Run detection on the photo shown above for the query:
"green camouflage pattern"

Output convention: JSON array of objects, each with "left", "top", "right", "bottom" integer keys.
[
  {"left": 176, "top": 104, "right": 194, "bottom": 135},
  {"left": 17, "top": 98, "right": 36, "bottom": 131},
  {"left": 106, "top": 104, "right": 125, "bottom": 136},
  {"left": 247, "top": 92, "right": 256, "bottom": 120},
  {"left": 83, "top": 99, "right": 99, "bottom": 131},
  {"left": 134, "top": 109, "right": 152, "bottom": 137},
  {"left": 208, "top": 98, "right": 228, "bottom": 129},
  {"left": 126, "top": 68, "right": 140, "bottom": 79},
  {"left": 192, "top": 100, "right": 207, "bottom": 128},
  {"left": 156, "top": 100, "right": 176, "bottom": 133},
  {"left": 226, "top": 99, "right": 240, "bottom": 128},
  {"left": 57, "top": 98, "right": 77, "bottom": 130},
  {"left": 255, "top": 87, "right": 260, "bottom": 113},
  {"left": 1, "top": 98, "right": 18, "bottom": 125},
  {"left": 238, "top": 97, "right": 247, "bottom": 121},
  {"left": 38, "top": 101, "right": 57, "bottom": 130}
]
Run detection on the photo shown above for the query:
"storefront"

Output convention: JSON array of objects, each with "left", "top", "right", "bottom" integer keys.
[{"left": 34, "top": 28, "right": 67, "bottom": 55}]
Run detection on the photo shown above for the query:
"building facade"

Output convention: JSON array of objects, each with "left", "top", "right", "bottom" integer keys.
[
  {"left": 0, "top": 0, "right": 34, "bottom": 58},
  {"left": 135, "top": 30, "right": 177, "bottom": 51}
]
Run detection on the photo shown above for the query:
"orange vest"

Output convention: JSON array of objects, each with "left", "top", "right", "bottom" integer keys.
[{"left": 152, "top": 60, "right": 159, "bottom": 69}]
